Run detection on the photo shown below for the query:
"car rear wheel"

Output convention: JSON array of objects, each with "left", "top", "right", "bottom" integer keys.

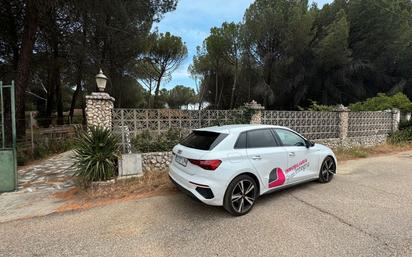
[
  {"left": 223, "top": 175, "right": 258, "bottom": 216},
  {"left": 318, "top": 156, "right": 336, "bottom": 183}
]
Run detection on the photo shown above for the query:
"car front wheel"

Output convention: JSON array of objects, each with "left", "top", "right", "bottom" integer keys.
[
  {"left": 223, "top": 175, "right": 258, "bottom": 216},
  {"left": 318, "top": 156, "right": 336, "bottom": 183}
]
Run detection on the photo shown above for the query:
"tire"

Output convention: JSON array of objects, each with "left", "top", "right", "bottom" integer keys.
[
  {"left": 223, "top": 175, "right": 258, "bottom": 216},
  {"left": 318, "top": 156, "right": 336, "bottom": 183}
]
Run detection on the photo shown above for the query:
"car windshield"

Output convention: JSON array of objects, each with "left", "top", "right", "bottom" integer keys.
[{"left": 180, "top": 131, "right": 227, "bottom": 150}]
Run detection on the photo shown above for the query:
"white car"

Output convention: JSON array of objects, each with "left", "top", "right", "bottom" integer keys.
[{"left": 169, "top": 124, "right": 337, "bottom": 216}]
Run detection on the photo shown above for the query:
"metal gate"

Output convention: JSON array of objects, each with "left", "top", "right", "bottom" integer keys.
[{"left": 0, "top": 81, "right": 17, "bottom": 192}]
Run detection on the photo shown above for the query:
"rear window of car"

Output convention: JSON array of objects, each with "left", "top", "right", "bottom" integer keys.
[{"left": 180, "top": 131, "right": 228, "bottom": 150}]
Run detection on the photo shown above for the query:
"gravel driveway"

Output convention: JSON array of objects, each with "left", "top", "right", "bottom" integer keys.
[{"left": 1, "top": 152, "right": 411, "bottom": 257}]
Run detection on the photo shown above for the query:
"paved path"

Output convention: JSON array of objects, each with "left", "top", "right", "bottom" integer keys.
[
  {"left": 1, "top": 152, "right": 412, "bottom": 257},
  {"left": 18, "top": 151, "right": 75, "bottom": 192},
  {"left": 0, "top": 151, "right": 75, "bottom": 223}
]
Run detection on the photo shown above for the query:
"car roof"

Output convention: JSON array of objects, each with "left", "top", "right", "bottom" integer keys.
[{"left": 194, "top": 124, "right": 289, "bottom": 134}]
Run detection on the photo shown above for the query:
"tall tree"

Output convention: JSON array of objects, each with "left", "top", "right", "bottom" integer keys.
[
  {"left": 145, "top": 32, "right": 187, "bottom": 107},
  {"left": 15, "top": 0, "right": 40, "bottom": 136},
  {"left": 166, "top": 85, "right": 195, "bottom": 109},
  {"left": 312, "top": 10, "right": 352, "bottom": 104}
]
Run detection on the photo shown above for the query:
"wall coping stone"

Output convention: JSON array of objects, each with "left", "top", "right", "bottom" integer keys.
[
  {"left": 335, "top": 104, "right": 350, "bottom": 112},
  {"left": 86, "top": 92, "right": 115, "bottom": 102},
  {"left": 244, "top": 100, "right": 265, "bottom": 110}
]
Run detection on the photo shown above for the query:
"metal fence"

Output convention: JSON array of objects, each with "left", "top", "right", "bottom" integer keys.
[{"left": 348, "top": 111, "right": 393, "bottom": 137}]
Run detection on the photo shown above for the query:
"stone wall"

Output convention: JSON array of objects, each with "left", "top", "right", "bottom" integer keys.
[
  {"left": 142, "top": 152, "right": 173, "bottom": 173},
  {"left": 85, "top": 92, "right": 115, "bottom": 130},
  {"left": 139, "top": 135, "right": 389, "bottom": 173},
  {"left": 315, "top": 135, "right": 387, "bottom": 149}
]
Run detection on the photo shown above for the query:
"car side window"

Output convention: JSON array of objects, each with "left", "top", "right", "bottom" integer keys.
[
  {"left": 246, "top": 129, "right": 278, "bottom": 148},
  {"left": 275, "top": 129, "right": 306, "bottom": 147},
  {"left": 234, "top": 132, "right": 247, "bottom": 149}
]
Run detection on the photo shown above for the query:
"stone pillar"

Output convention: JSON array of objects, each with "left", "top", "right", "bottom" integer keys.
[
  {"left": 85, "top": 92, "right": 115, "bottom": 130},
  {"left": 391, "top": 108, "right": 401, "bottom": 132},
  {"left": 244, "top": 100, "right": 265, "bottom": 124},
  {"left": 336, "top": 104, "right": 350, "bottom": 140}
]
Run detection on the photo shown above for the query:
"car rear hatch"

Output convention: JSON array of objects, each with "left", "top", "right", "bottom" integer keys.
[{"left": 172, "top": 130, "right": 228, "bottom": 175}]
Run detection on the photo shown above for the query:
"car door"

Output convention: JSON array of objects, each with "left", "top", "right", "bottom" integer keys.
[
  {"left": 242, "top": 129, "right": 288, "bottom": 192},
  {"left": 273, "top": 128, "right": 318, "bottom": 183}
]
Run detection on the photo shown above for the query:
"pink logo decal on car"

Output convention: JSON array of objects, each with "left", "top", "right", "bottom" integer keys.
[{"left": 268, "top": 168, "right": 286, "bottom": 188}]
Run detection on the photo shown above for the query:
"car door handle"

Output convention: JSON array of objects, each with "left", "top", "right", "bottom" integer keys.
[
  {"left": 288, "top": 152, "right": 296, "bottom": 157},
  {"left": 252, "top": 155, "right": 262, "bottom": 160}
]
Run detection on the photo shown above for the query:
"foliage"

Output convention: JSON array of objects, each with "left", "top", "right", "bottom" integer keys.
[
  {"left": 72, "top": 127, "right": 120, "bottom": 185},
  {"left": 0, "top": 0, "right": 180, "bottom": 136},
  {"left": 132, "top": 128, "right": 183, "bottom": 153},
  {"left": 299, "top": 100, "right": 336, "bottom": 112},
  {"left": 399, "top": 120, "right": 412, "bottom": 130},
  {"left": 166, "top": 85, "right": 196, "bottom": 109},
  {"left": 349, "top": 93, "right": 412, "bottom": 112},
  {"left": 144, "top": 32, "right": 188, "bottom": 107},
  {"left": 334, "top": 147, "right": 369, "bottom": 160},
  {"left": 190, "top": 0, "right": 412, "bottom": 110},
  {"left": 388, "top": 128, "right": 412, "bottom": 145},
  {"left": 17, "top": 137, "right": 75, "bottom": 166},
  {"left": 389, "top": 119, "right": 412, "bottom": 144}
]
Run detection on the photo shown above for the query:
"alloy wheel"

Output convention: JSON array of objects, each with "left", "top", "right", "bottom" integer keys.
[
  {"left": 231, "top": 179, "right": 256, "bottom": 214},
  {"left": 321, "top": 157, "right": 336, "bottom": 182}
]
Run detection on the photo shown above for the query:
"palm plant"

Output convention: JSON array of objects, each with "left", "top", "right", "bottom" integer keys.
[{"left": 72, "top": 126, "right": 120, "bottom": 185}]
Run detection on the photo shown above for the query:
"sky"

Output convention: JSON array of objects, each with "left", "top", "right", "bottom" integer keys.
[{"left": 156, "top": 0, "right": 332, "bottom": 90}]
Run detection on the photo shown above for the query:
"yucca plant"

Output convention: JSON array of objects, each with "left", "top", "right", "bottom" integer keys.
[{"left": 72, "top": 126, "right": 120, "bottom": 186}]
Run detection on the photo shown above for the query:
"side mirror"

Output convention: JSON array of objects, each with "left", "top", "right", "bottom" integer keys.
[{"left": 305, "top": 140, "right": 315, "bottom": 148}]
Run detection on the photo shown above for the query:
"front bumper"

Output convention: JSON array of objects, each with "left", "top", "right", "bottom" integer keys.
[{"left": 168, "top": 164, "right": 226, "bottom": 206}]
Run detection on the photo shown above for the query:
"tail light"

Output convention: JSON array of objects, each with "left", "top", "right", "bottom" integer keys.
[{"left": 188, "top": 159, "right": 222, "bottom": 171}]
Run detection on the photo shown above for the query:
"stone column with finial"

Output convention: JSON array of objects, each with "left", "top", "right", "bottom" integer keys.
[
  {"left": 85, "top": 69, "right": 115, "bottom": 130},
  {"left": 244, "top": 100, "right": 265, "bottom": 124}
]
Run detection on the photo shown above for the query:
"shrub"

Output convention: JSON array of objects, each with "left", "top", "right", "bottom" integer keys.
[
  {"left": 388, "top": 127, "right": 412, "bottom": 145},
  {"left": 399, "top": 119, "right": 412, "bottom": 130},
  {"left": 298, "top": 100, "right": 335, "bottom": 112},
  {"left": 72, "top": 127, "right": 120, "bottom": 186},
  {"left": 17, "top": 137, "right": 75, "bottom": 166},
  {"left": 350, "top": 93, "right": 412, "bottom": 112},
  {"left": 132, "top": 128, "right": 183, "bottom": 153},
  {"left": 388, "top": 118, "right": 412, "bottom": 145}
]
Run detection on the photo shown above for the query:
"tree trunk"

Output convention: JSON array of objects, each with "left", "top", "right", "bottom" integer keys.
[
  {"left": 15, "top": 0, "right": 38, "bottom": 137},
  {"left": 229, "top": 61, "right": 238, "bottom": 109},
  {"left": 153, "top": 70, "right": 165, "bottom": 108},
  {"left": 81, "top": 91, "right": 86, "bottom": 126},
  {"left": 69, "top": 84, "right": 81, "bottom": 124},
  {"left": 55, "top": 68, "right": 63, "bottom": 125},
  {"left": 69, "top": 69, "right": 82, "bottom": 123},
  {"left": 153, "top": 79, "right": 161, "bottom": 108},
  {"left": 45, "top": 62, "right": 55, "bottom": 127},
  {"left": 214, "top": 60, "right": 219, "bottom": 108}
]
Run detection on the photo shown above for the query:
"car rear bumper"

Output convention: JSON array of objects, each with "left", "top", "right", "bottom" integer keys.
[{"left": 168, "top": 164, "right": 225, "bottom": 206}]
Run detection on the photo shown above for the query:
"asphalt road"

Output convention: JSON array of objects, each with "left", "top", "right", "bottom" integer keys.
[{"left": 1, "top": 152, "right": 412, "bottom": 257}]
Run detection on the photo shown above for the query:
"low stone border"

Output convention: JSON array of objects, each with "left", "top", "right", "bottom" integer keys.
[
  {"left": 142, "top": 152, "right": 172, "bottom": 173},
  {"left": 316, "top": 135, "right": 387, "bottom": 149}
]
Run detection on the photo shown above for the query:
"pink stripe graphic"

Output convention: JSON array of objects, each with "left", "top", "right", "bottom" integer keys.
[{"left": 268, "top": 168, "right": 286, "bottom": 188}]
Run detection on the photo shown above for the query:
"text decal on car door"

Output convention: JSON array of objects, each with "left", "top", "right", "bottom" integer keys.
[{"left": 285, "top": 159, "right": 308, "bottom": 174}]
